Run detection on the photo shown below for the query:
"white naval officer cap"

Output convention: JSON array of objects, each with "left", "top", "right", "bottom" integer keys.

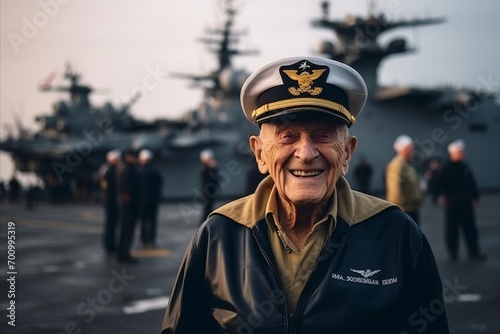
[
  {"left": 240, "top": 56, "right": 368, "bottom": 127},
  {"left": 448, "top": 139, "right": 466, "bottom": 153},
  {"left": 139, "top": 149, "right": 153, "bottom": 161},
  {"left": 200, "top": 149, "right": 214, "bottom": 161},
  {"left": 393, "top": 134, "right": 414, "bottom": 152},
  {"left": 106, "top": 149, "right": 121, "bottom": 162}
]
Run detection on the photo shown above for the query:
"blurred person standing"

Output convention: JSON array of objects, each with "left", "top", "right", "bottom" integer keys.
[
  {"left": 116, "top": 149, "right": 140, "bottom": 264},
  {"left": 100, "top": 149, "right": 121, "bottom": 256},
  {"left": 0, "top": 180, "right": 6, "bottom": 203},
  {"left": 8, "top": 174, "right": 22, "bottom": 203},
  {"left": 353, "top": 154, "right": 373, "bottom": 193},
  {"left": 199, "top": 149, "right": 220, "bottom": 225},
  {"left": 434, "top": 139, "right": 486, "bottom": 262},
  {"left": 138, "top": 149, "right": 163, "bottom": 249},
  {"left": 244, "top": 159, "right": 267, "bottom": 195},
  {"left": 25, "top": 174, "right": 39, "bottom": 210},
  {"left": 385, "top": 134, "right": 423, "bottom": 225},
  {"left": 424, "top": 157, "right": 441, "bottom": 205}
]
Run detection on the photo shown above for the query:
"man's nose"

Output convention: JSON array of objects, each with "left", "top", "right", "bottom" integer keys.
[{"left": 294, "top": 136, "right": 319, "bottom": 162}]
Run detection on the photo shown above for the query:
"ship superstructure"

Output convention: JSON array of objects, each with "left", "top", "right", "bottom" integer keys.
[{"left": 312, "top": 1, "right": 500, "bottom": 192}]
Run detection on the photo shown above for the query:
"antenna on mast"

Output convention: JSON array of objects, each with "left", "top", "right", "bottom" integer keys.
[{"left": 368, "top": 0, "right": 376, "bottom": 16}]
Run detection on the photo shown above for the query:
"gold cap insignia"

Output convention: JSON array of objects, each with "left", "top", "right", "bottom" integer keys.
[{"left": 280, "top": 60, "right": 328, "bottom": 96}]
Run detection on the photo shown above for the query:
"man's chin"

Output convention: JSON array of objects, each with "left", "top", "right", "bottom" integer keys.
[{"left": 288, "top": 195, "right": 328, "bottom": 208}]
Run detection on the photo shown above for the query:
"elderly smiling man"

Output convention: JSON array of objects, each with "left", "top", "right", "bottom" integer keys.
[{"left": 161, "top": 56, "right": 449, "bottom": 333}]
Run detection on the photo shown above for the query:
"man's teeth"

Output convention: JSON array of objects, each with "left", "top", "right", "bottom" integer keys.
[{"left": 290, "top": 170, "right": 322, "bottom": 177}]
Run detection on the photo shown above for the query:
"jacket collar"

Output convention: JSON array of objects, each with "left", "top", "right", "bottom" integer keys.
[{"left": 212, "top": 175, "right": 395, "bottom": 229}]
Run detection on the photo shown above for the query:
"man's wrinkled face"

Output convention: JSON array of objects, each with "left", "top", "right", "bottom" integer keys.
[{"left": 250, "top": 116, "right": 357, "bottom": 207}]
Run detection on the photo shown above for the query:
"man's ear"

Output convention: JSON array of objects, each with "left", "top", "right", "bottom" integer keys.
[
  {"left": 249, "top": 135, "right": 269, "bottom": 174},
  {"left": 341, "top": 136, "right": 357, "bottom": 176}
]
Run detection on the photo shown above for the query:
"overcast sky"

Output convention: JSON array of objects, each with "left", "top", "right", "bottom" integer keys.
[{"left": 1, "top": 0, "right": 499, "bottom": 182}]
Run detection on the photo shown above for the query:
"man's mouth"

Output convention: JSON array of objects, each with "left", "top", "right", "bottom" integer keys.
[{"left": 289, "top": 170, "right": 323, "bottom": 177}]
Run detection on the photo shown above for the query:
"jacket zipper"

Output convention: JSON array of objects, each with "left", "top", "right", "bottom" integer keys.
[
  {"left": 253, "top": 219, "right": 348, "bottom": 333},
  {"left": 293, "top": 219, "right": 349, "bottom": 329},
  {"left": 275, "top": 227, "right": 292, "bottom": 253},
  {"left": 252, "top": 224, "right": 292, "bottom": 334},
  {"left": 288, "top": 312, "right": 296, "bottom": 334}
]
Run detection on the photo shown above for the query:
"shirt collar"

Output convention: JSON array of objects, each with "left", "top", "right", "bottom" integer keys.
[{"left": 264, "top": 185, "right": 337, "bottom": 237}]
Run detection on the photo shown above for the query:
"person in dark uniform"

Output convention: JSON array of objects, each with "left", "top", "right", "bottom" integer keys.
[
  {"left": 199, "top": 149, "right": 220, "bottom": 225},
  {"left": 353, "top": 154, "right": 373, "bottom": 193},
  {"left": 138, "top": 149, "right": 163, "bottom": 249},
  {"left": 0, "top": 180, "right": 6, "bottom": 203},
  {"left": 434, "top": 139, "right": 486, "bottom": 262},
  {"left": 244, "top": 159, "right": 267, "bottom": 195},
  {"left": 116, "top": 149, "right": 140, "bottom": 264},
  {"left": 101, "top": 149, "right": 121, "bottom": 256},
  {"left": 424, "top": 157, "right": 441, "bottom": 205},
  {"left": 8, "top": 175, "right": 22, "bottom": 203}
]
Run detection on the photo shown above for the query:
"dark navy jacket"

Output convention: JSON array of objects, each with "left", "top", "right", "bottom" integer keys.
[{"left": 162, "top": 177, "right": 449, "bottom": 334}]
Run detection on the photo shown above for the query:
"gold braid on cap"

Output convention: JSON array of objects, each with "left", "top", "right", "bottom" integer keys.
[{"left": 252, "top": 98, "right": 355, "bottom": 124}]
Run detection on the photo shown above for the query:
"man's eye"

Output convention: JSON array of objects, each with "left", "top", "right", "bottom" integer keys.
[
  {"left": 279, "top": 133, "right": 296, "bottom": 142},
  {"left": 317, "top": 133, "right": 333, "bottom": 141}
]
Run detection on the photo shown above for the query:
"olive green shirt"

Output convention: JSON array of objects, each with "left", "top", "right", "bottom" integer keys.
[{"left": 264, "top": 186, "right": 337, "bottom": 311}]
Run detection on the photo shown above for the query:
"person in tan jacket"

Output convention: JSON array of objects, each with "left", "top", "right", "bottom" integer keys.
[{"left": 385, "top": 134, "right": 423, "bottom": 225}]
